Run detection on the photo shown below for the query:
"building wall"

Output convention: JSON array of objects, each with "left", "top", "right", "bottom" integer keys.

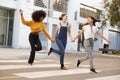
[
  {"left": 0, "top": 0, "right": 78, "bottom": 50},
  {"left": 0, "top": 0, "right": 119, "bottom": 51},
  {"left": 109, "top": 30, "right": 120, "bottom": 51},
  {"left": 0, "top": 0, "right": 17, "bottom": 9},
  {"left": 65, "top": 0, "right": 81, "bottom": 51}
]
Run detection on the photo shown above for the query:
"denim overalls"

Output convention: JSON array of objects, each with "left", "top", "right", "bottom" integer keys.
[{"left": 52, "top": 22, "right": 68, "bottom": 66}]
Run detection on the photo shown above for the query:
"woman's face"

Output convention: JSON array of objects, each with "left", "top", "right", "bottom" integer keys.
[
  {"left": 87, "top": 17, "right": 93, "bottom": 24},
  {"left": 62, "top": 15, "right": 68, "bottom": 21},
  {"left": 39, "top": 17, "right": 44, "bottom": 22}
]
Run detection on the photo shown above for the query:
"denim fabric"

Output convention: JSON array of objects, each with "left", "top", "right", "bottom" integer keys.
[{"left": 52, "top": 23, "right": 68, "bottom": 65}]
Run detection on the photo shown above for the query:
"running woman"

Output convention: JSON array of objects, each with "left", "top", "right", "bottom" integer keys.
[
  {"left": 19, "top": 9, "right": 53, "bottom": 65},
  {"left": 72, "top": 16, "right": 111, "bottom": 73},
  {"left": 48, "top": 13, "right": 73, "bottom": 70}
]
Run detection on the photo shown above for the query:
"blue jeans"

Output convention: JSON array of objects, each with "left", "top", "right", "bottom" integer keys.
[{"left": 52, "top": 38, "right": 66, "bottom": 65}]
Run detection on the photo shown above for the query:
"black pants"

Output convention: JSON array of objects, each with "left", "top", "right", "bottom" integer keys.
[{"left": 28, "top": 33, "right": 42, "bottom": 64}]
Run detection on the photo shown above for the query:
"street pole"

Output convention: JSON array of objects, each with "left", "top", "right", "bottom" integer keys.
[{"left": 47, "top": 0, "right": 50, "bottom": 50}]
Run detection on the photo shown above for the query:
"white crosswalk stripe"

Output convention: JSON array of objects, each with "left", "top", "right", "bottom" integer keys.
[
  {"left": 0, "top": 64, "right": 60, "bottom": 70},
  {"left": 3, "top": 59, "right": 120, "bottom": 80},
  {"left": 86, "top": 75, "right": 120, "bottom": 80},
  {"left": 14, "top": 69, "right": 100, "bottom": 78},
  {"left": 0, "top": 59, "right": 96, "bottom": 78},
  {"left": 0, "top": 59, "right": 102, "bottom": 79},
  {"left": 0, "top": 60, "right": 37, "bottom": 63}
]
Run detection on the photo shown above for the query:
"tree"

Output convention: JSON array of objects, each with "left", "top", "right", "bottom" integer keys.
[{"left": 102, "top": 0, "right": 120, "bottom": 28}]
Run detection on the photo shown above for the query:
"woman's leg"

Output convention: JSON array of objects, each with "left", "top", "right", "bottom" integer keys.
[
  {"left": 28, "top": 33, "right": 36, "bottom": 65},
  {"left": 48, "top": 39, "right": 67, "bottom": 69},
  {"left": 56, "top": 39, "right": 66, "bottom": 69},
  {"left": 79, "top": 40, "right": 90, "bottom": 62},
  {"left": 88, "top": 39, "right": 94, "bottom": 69},
  {"left": 81, "top": 39, "right": 94, "bottom": 69},
  {"left": 77, "top": 40, "right": 94, "bottom": 69},
  {"left": 34, "top": 37, "right": 42, "bottom": 51},
  {"left": 52, "top": 39, "right": 64, "bottom": 55}
]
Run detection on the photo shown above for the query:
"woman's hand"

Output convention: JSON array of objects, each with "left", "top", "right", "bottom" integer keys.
[
  {"left": 51, "top": 38, "right": 55, "bottom": 43},
  {"left": 71, "top": 38, "right": 75, "bottom": 42},
  {"left": 107, "top": 40, "right": 111, "bottom": 44},
  {"left": 19, "top": 9, "right": 23, "bottom": 15}
]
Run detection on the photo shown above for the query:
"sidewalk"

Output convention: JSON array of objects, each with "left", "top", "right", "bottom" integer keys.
[
  {"left": 0, "top": 48, "right": 119, "bottom": 59},
  {"left": 0, "top": 48, "right": 86, "bottom": 59},
  {"left": 0, "top": 48, "right": 53, "bottom": 59}
]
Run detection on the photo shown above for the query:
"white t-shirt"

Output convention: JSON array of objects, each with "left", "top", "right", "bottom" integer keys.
[{"left": 83, "top": 25, "right": 99, "bottom": 40}]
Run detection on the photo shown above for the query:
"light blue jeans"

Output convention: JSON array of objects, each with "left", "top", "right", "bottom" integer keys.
[{"left": 79, "top": 38, "right": 94, "bottom": 69}]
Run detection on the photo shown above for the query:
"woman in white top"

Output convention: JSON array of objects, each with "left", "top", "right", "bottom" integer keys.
[{"left": 72, "top": 16, "right": 111, "bottom": 73}]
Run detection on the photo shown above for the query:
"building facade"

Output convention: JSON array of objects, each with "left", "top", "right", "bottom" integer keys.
[
  {"left": 0, "top": 0, "right": 78, "bottom": 51},
  {"left": 0, "top": 0, "right": 119, "bottom": 51}
]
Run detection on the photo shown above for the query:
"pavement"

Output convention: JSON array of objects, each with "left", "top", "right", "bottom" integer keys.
[{"left": 0, "top": 48, "right": 120, "bottom": 80}]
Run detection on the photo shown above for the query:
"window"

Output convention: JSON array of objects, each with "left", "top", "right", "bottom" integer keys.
[
  {"left": 80, "top": 4, "right": 101, "bottom": 19},
  {"left": 52, "top": 0, "right": 68, "bottom": 12},
  {"left": 34, "top": 0, "right": 68, "bottom": 12},
  {"left": 74, "top": 11, "right": 77, "bottom": 20},
  {"left": 34, "top": 0, "right": 47, "bottom": 8}
]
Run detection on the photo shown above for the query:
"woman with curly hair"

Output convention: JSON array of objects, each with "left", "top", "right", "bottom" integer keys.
[{"left": 19, "top": 9, "right": 53, "bottom": 65}]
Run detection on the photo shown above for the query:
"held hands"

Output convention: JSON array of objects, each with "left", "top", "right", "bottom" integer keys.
[
  {"left": 71, "top": 38, "right": 76, "bottom": 42},
  {"left": 51, "top": 38, "right": 55, "bottom": 43},
  {"left": 107, "top": 40, "right": 111, "bottom": 44}
]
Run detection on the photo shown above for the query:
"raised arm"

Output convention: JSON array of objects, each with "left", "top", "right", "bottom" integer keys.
[
  {"left": 97, "top": 30, "right": 111, "bottom": 44},
  {"left": 19, "top": 9, "right": 32, "bottom": 26}
]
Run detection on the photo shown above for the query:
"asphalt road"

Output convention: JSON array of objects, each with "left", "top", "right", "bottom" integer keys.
[{"left": 0, "top": 49, "right": 120, "bottom": 80}]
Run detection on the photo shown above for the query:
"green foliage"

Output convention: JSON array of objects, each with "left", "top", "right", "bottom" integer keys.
[
  {"left": 102, "top": 0, "right": 120, "bottom": 28},
  {"left": 112, "top": 51, "right": 120, "bottom": 55}
]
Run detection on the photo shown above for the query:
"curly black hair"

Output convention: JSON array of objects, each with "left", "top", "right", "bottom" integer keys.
[{"left": 32, "top": 10, "right": 46, "bottom": 22}]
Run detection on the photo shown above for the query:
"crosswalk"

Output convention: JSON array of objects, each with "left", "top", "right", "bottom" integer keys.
[
  {"left": 0, "top": 64, "right": 60, "bottom": 70},
  {"left": 14, "top": 69, "right": 92, "bottom": 78},
  {"left": 0, "top": 59, "right": 120, "bottom": 80},
  {"left": 86, "top": 75, "right": 120, "bottom": 80}
]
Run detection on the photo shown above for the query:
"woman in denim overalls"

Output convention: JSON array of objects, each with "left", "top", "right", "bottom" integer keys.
[{"left": 48, "top": 13, "right": 73, "bottom": 70}]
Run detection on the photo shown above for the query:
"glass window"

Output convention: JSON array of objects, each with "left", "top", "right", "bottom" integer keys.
[
  {"left": 0, "top": 8, "right": 14, "bottom": 47},
  {"left": 80, "top": 4, "right": 101, "bottom": 19},
  {"left": 34, "top": 0, "right": 68, "bottom": 12},
  {"left": 52, "top": 0, "right": 68, "bottom": 12},
  {"left": 0, "top": 9, "right": 8, "bottom": 17},
  {"left": 9, "top": 10, "right": 14, "bottom": 17},
  {"left": 74, "top": 11, "right": 77, "bottom": 20},
  {"left": 34, "top": 0, "right": 47, "bottom": 8}
]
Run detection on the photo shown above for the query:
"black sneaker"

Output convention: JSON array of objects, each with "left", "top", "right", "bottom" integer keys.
[
  {"left": 28, "top": 62, "right": 33, "bottom": 66},
  {"left": 90, "top": 68, "right": 97, "bottom": 73},
  {"left": 48, "top": 48, "right": 53, "bottom": 56},
  {"left": 77, "top": 60, "right": 81, "bottom": 67}
]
